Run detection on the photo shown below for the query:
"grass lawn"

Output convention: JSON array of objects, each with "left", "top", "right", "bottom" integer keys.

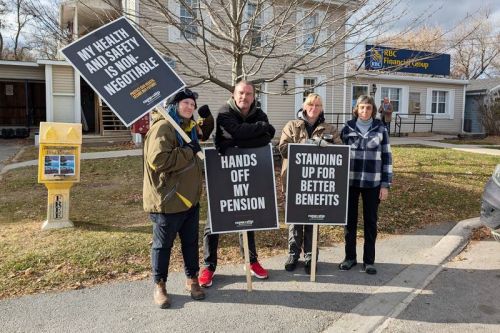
[{"left": 0, "top": 147, "right": 498, "bottom": 299}]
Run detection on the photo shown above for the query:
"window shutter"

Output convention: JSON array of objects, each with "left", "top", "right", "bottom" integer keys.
[
  {"left": 168, "top": 0, "right": 181, "bottom": 42},
  {"left": 200, "top": 1, "right": 212, "bottom": 42},
  {"left": 426, "top": 88, "right": 433, "bottom": 119},
  {"left": 317, "top": 75, "right": 327, "bottom": 111},
  {"left": 317, "top": 10, "right": 327, "bottom": 55},
  {"left": 296, "top": 10, "right": 305, "bottom": 53},
  {"left": 262, "top": 5, "right": 273, "bottom": 47},
  {"left": 448, "top": 90, "right": 455, "bottom": 119},
  {"left": 295, "top": 75, "right": 304, "bottom": 116}
]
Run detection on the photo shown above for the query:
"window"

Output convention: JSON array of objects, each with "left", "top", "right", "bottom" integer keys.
[
  {"left": 295, "top": 74, "right": 326, "bottom": 114},
  {"left": 303, "top": 13, "right": 318, "bottom": 51},
  {"left": 302, "top": 77, "right": 317, "bottom": 102},
  {"left": 180, "top": 0, "right": 199, "bottom": 40},
  {"left": 431, "top": 90, "right": 447, "bottom": 114},
  {"left": 380, "top": 87, "right": 401, "bottom": 113},
  {"left": 352, "top": 85, "right": 368, "bottom": 108},
  {"left": 246, "top": 3, "right": 262, "bottom": 48},
  {"left": 426, "top": 88, "right": 454, "bottom": 119}
]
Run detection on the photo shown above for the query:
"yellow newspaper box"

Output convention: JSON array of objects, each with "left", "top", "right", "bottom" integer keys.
[{"left": 38, "top": 122, "right": 82, "bottom": 230}]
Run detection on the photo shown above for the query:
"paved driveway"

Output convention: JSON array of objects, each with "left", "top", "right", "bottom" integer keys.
[{"left": 0, "top": 139, "right": 23, "bottom": 170}]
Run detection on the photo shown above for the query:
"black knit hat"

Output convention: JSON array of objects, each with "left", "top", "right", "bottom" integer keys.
[{"left": 168, "top": 88, "right": 198, "bottom": 108}]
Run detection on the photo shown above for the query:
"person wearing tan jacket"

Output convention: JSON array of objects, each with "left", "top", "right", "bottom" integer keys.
[
  {"left": 278, "top": 93, "right": 341, "bottom": 274},
  {"left": 143, "top": 88, "right": 213, "bottom": 309},
  {"left": 378, "top": 97, "right": 393, "bottom": 135}
]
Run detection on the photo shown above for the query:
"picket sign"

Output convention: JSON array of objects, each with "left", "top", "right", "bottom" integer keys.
[
  {"left": 310, "top": 224, "right": 318, "bottom": 282},
  {"left": 242, "top": 231, "right": 253, "bottom": 291},
  {"left": 154, "top": 105, "right": 205, "bottom": 160}
]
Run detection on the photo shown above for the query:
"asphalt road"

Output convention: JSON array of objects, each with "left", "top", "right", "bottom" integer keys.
[
  {"left": 0, "top": 222, "right": 458, "bottom": 333},
  {"left": 0, "top": 139, "right": 22, "bottom": 169},
  {"left": 380, "top": 238, "right": 500, "bottom": 333}
]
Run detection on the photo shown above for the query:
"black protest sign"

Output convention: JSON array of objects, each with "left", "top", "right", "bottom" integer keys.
[
  {"left": 204, "top": 145, "right": 279, "bottom": 234},
  {"left": 61, "top": 17, "right": 185, "bottom": 127},
  {"left": 285, "top": 144, "right": 350, "bottom": 225}
]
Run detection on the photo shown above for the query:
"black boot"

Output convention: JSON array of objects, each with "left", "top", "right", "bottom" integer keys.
[{"left": 284, "top": 255, "right": 298, "bottom": 271}]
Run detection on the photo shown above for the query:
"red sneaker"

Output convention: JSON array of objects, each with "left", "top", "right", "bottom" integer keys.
[
  {"left": 199, "top": 268, "right": 214, "bottom": 287},
  {"left": 250, "top": 261, "right": 268, "bottom": 279}
]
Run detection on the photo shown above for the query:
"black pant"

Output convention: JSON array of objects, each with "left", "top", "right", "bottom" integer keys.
[
  {"left": 203, "top": 219, "right": 258, "bottom": 271},
  {"left": 344, "top": 186, "right": 380, "bottom": 265},
  {"left": 150, "top": 204, "right": 199, "bottom": 283},
  {"left": 288, "top": 224, "right": 314, "bottom": 260},
  {"left": 383, "top": 120, "right": 391, "bottom": 136}
]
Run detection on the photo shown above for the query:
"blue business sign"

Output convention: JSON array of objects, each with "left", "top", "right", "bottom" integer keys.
[{"left": 365, "top": 45, "right": 450, "bottom": 76}]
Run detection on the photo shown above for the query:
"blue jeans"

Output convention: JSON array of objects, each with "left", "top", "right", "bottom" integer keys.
[{"left": 150, "top": 204, "right": 200, "bottom": 283}]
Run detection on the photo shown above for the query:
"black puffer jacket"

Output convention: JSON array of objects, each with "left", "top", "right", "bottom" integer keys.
[{"left": 215, "top": 98, "right": 275, "bottom": 153}]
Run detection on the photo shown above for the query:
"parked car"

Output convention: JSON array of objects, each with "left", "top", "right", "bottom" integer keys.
[{"left": 480, "top": 164, "right": 500, "bottom": 241}]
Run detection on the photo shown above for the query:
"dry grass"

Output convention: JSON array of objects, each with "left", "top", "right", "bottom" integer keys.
[{"left": 0, "top": 146, "right": 498, "bottom": 299}]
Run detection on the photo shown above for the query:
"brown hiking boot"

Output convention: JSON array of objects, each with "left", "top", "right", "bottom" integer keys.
[
  {"left": 154, "top": 281, "right": 170, "bottom": 309},
  {"left": 185, "top": 278, "right": 205, "bottom": 300}
]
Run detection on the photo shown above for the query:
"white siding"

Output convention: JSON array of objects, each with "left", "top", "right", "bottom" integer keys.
[
  {"left": 51, "top": 65, "right": 76, "bottom": 123},
  {"left": 52, "top": 65, "right": 75, "bottom": 94},
  {"left": 347, "top": 77, "right": 466, "bottom": 134},
  {"left": 53, "top": 96, "right": 76, "bottom": 123},
  {"left": 137, "top": 2, "right": 348, "bottom": 139}
]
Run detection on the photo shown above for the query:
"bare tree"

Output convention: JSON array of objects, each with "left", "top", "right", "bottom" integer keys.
[
  {"left": 10, "top": 0, "right": 34, "bottom": 60},
  {"left": 0, "top": 0, "right": 6, "bottom": 57},
  {"left": 480, "top": 90, "right": 500, "bottom": 136},
  {"left": 23, "top": 0, "right": 71, "bottom": 59},
  {"left": 451, "top": 11, "right": 500, "bottom": 79},
  {"left": 374, "top": 25, "right": 446, "bottom": 53},
  {"left": 90, "top": 0, "right": 410, "bottom": 94}
]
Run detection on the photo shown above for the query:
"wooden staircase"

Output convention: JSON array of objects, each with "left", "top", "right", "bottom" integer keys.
[
  {"left": 100, "top": 104, "right": 129, "bottom": 136},
  {"left": 82, "top": 104, "right": 132, "bottom": 146}
]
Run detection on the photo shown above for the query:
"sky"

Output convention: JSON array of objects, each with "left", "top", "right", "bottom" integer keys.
[
  {"left": 1, "top": 0, "right": 499, "bottom": 51},
  {"left": 382, "top": 0, "right": 499, "bottom": 32}
]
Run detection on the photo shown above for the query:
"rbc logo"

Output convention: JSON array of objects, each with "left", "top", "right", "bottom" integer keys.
[{"left": 370, "top": 48, "right": 383, "bottom": 69}]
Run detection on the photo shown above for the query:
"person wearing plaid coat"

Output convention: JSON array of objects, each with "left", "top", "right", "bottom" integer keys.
[{"left": 339, "top": 95, "right": 393, "bottom": 275}]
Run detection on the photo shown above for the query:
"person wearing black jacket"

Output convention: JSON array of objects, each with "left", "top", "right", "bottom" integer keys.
[{"left": 199, "top": 80, "right": 275, "bottom": 287}]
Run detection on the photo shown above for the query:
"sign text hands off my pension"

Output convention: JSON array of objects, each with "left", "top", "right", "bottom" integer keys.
[{"left": 76, "top": 28, "right": 159, "bottom": 96}]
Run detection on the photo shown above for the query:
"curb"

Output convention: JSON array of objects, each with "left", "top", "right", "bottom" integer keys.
[{"left": 323, "top": 217, "right": 482, "bottom": 333}]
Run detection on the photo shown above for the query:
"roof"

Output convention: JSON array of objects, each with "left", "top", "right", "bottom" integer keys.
[
  {"left": 466, "top": 78, "right": 500, "bottom": 93},
  {"left": 0, "top": 60, "right": 40, "bottom": 67}
]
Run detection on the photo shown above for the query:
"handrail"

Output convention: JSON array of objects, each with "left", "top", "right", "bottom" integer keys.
[{"left": 394, "top": 114, "right": 434, "bottom": 136}]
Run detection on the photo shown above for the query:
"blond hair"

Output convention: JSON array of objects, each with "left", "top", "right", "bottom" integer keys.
[{"left": 303, "top": 93, "right": 323, "bottom": 110}]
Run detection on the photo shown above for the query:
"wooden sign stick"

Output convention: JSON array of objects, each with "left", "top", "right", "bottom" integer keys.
[
  {"left": 310, "top": 224, "right": 318, "bottom": 282},
  {"left": 242, "top": 231, "right": 253, "bottom": 292},
  {"left": 155, "top": 105, "right": 205, "bottom": 160}
]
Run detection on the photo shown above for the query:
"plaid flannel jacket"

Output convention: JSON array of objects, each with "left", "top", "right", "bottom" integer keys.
[{"left": 341, "top": 118, "right": 393, "bottom": 188}]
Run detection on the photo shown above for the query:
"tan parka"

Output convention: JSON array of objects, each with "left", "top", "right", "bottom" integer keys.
[
  {"left": 143, "top": 111, "right": 203, "bottom": 214},
  {"left": 278, "top": 118, "right": 341, "bottom": 191}
]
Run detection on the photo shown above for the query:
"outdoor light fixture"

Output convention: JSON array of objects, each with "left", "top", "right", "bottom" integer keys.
[
  {"left": 283, "top": 80, "right": 289, "bottom": 92},
  {"left": 371, "top": 83, "right": 377, "bottom": 96}
]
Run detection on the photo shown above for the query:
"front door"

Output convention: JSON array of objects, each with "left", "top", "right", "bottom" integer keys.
[{"left": 80, "top": 78, "right": 97, "bottom": 133}]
